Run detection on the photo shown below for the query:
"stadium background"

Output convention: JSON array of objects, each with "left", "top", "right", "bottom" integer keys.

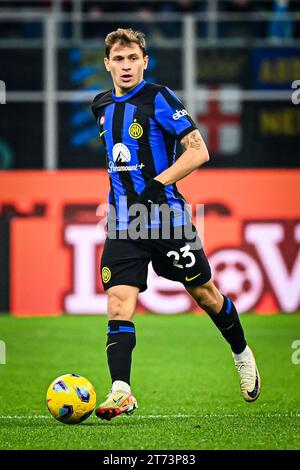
[
  {"left": 0, "top": 0, "right": 300, "bottom": 452},
  {"left": 1, "top": 0, "right": 300, "bottom": 316}
]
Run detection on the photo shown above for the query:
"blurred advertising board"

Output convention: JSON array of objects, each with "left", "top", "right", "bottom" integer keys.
[
  {"left": 0, "top": 169, "right": 299, "bottom": 315},
  {"left": 251, "top": 47, "right": 300, "bottom": 91}
]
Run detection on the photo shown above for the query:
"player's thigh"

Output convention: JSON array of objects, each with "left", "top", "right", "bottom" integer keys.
[
  {"left": 100, "top": 237, "right": 150, "bottom": 293},
  {"left": 150, "top": 228, "right": 211, "bottom": 287}
]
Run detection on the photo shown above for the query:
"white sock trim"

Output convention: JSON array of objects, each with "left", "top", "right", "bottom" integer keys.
[
  {"left": 233, "top": 345, "right": 251, "bottom": 361},
  {"left": 112, "top": 380, "right": 131, "bottom": 394}
]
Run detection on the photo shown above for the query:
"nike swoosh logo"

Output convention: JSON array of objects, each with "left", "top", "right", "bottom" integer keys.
[
  {"left": 247, "top": 369, "right": 260, "bottom": 399},
  {"left": 106, "top": 342, "right": 117, "bottom": 351},
  {"left": 113, "top": 395, "right": 124, "bottom": 405},
  {"left": 219, "top": 323, "right": 235, "bottom": 331},
  {"left": 185, "top": 272, "right": 202, "bottom": 282},
  {"left": 148, "top": 199, "right": 154, "bottom": 204},
  {"left": 100, "top": 130, "right": 107, "bottom": 137}
]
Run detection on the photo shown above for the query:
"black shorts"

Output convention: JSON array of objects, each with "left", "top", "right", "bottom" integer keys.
[{"left": 100, "top": 226, "right": 211, "bottom": 292}]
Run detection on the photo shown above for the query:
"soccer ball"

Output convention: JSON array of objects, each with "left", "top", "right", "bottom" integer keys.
[{"left": 46, "top": 374, "right": 97, "bottom": 424}]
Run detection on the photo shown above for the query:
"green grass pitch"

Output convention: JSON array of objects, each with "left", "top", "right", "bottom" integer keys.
[{"left": 0, "top": 313, "right": 299, "bottom": 450}]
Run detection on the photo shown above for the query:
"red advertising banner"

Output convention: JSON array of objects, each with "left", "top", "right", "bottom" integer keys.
[{"left": 0, "top": 170, "right": 299, "bottom": 316}]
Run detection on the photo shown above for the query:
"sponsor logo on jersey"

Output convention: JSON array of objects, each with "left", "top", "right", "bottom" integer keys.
[
  {"left": 112, "top": 143, "right": 131, "bottom": 163},
  {"left": 172, "top": 109, "right": 189, "bottom": 120},
  {"left": 129, "top": 119, "right": 143, "bottom": 139},
  {"left": 109, "top": 143, "right": 145, "bottom": 173},
  {"left": 108, "top": 162, "right": 145, "bottom": 173}
]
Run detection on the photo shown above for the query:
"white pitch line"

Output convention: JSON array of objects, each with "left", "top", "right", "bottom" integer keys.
[{"left": 0, "top": 413, "right": 299, "bottom": 419}]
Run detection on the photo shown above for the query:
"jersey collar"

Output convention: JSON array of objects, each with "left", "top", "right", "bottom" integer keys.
[{"left": 112, "top": 80, "right": 146, "bottom": 102}]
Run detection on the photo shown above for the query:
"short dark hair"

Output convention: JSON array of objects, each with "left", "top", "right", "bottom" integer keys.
[{"left": 105, "top": 28, "right": 147, "bottom": 58}]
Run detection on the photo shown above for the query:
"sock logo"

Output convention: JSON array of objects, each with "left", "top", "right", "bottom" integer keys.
[{"left": 106, "top": 342, "right": 118, "bottom": 351}]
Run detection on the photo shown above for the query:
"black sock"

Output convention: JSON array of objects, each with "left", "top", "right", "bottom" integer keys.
[
  {"left": 106, "top": 320, "right": 136, "bottom": 385},
  {"left": 209, "top": 296, "right": 247, "bottom": 354}
]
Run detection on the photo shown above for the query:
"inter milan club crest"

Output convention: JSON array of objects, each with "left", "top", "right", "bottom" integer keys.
[
  {"left": 102, "top": 267, "right": 111, "bottom": 283},
  {"left": 129, "top": 119, "right": 143, "bottom": 139}
]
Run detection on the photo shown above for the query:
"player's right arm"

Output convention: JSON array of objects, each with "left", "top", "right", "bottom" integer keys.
[
  {"left": 151, "top": 86, "right": 209, "bottom": 186},
  {"left": 137, "top": 87, "right": 210, "bottom": 205},
  {"left": 137, "top": 128, "right": 209, "bottom": 206},
  {"left": 154, "top": 129, "right": 209, "bottom": 186}
]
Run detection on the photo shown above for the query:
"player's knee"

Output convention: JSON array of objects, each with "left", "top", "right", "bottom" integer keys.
[
  {"left": 108, "top": 293, "right": 123, "bottom": 319},
  {"left": 107, "top": 291, "right": 134, "bottom": 321}
]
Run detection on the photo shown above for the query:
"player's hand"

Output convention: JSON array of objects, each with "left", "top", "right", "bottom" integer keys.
[{"left": 136, "top": 179, "right": 165, "bottom": 209}]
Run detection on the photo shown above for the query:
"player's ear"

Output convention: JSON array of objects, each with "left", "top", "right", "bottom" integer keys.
[
  {"left": 144, "top": 55, "right": 149, "bottom": 70},
  {"left": 104, "top": 57, "right": 110, "bottom": 72}
]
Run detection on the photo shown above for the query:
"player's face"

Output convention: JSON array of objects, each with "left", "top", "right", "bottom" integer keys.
[{"left": 104, "top": 42, "right": 148, "bottom": 96}]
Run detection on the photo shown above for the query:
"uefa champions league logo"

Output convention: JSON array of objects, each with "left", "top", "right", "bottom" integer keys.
[{"left": 0, "top": 80, "right": 6, "bottom": 104}]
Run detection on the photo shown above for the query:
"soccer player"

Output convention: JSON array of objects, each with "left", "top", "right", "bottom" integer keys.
[{"left": 91, "top": 28, "right": 260, "bottom": 421}]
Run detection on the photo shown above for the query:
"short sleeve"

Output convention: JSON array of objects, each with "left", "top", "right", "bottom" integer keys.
[
  {"left": 91, "top": 90, "right": 112, "bottom": 120},
  {"left": 154, "top": 87, "right": 197, "bottom": 141},
  {"left": 91, "top": 92, "right": 103, "bottom": 120}
]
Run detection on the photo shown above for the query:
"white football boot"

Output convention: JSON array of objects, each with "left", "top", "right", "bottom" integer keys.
[{"left": 233, "top": 346, "right": 261, "bottom": 402}]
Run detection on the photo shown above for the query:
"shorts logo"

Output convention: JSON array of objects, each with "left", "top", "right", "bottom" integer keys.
[
  {"left": 112, "top": 143, "right": 131, "bottom": 163},
  {"left": 102, "top": 267, "right": 111, "bottom": 283},
  {"left": 185, "top": 272, "right": 202, "bottom": 282},
  {"left": 172, "top": 109, "right": 188, "bottom": 120},
  {"left": 100, "top": 115, "right": 105, "bottom": 125},
  {"left": 129, "top": 119, "right": 143, "bottom": 139}
]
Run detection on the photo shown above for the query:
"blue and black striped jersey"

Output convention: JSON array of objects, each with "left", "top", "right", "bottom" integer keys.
[{"left": 91, "top": 80, "right": 198, "bottom": 229}]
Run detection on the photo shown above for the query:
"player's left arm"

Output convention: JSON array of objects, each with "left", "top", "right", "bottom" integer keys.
[{"left": 154, "top": 129, "right": 209, "bottom": 186}]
